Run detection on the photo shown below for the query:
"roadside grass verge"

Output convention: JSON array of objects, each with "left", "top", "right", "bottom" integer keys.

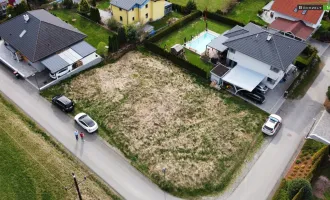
[
  {"left": 169, "top": 0, "right": 234, "bottom": 12},
  {"left": 226, "top": 0, "right": 268, "bottom": 25},
  {"left": 51, "top": 9, "right": 113, "bottom": 48},
  {"left": 41, "top": 51, "right": 267, "bottom": 198},
  {"left": 0, "top": 94, "right": 121, "bottom": 200},
  {"left": 149, "top": 11, "right": 183, "bottom": 30}
]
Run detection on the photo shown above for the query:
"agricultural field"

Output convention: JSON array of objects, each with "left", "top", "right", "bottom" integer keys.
[
  {"left": 156, "top": 18, "right": 232, "bottom": 73},
  {"left": 169, "top": 0, "right": 234, "bottom": 12},
  {"left": 42, "top": 51, "right": 267, "bottom": 197},
  {"left": 0, "top": 94, "right": 120, "bottom": 200},
  {"left": 51, "top": 9, "right": 112, "bottom": 48}
]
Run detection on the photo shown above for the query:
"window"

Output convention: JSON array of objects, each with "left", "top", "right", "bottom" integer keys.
[
  {"left": 145, "top": 4, "right": 148, "bottom": 8},
  {"left": 132, "top": 8, "right": 134, "bottom": 11},
  {"left": 229, "top": 48, "right": 235, "bottom": 53},
  {"left": 293, "top": 7, "right": 298, "bottom": 12},
  {"left": 132, "top": 17, "right": 135, "bottom": 21},
  {"left": 119, "top": 8, "right": 122, "bottom": 11},
  {"left": 146, "top": 13, "right": 148, "bottom": 18},
  {"left": 302, "top": 10, "right": 307, "bottom": 15},
  {"left": 120, "top": 16, "right": 123, "bottom": 21}
]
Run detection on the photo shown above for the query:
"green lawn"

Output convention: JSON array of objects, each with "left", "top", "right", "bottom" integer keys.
[
  {"left": 169, "top": 0, "right": 233, "bottom": 12},
  {"left": 51, "top": 9, "right": 112, "bottom": 48},
  {"left": 96, "top": 0, "right": 110, "bottom": 10},
  {"left": 149, "top": 12, "right": 183, "bottom": 30},
  {"left": 156, "top": 18, "right": 232, "bottom": 73},
  {"left": 227, "top": 0, "right": 268, "bottom": 25}
]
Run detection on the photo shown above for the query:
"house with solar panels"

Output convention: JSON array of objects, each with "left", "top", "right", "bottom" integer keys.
[{"left": 0, "top": 9, "right": 102, "bottom": 89}]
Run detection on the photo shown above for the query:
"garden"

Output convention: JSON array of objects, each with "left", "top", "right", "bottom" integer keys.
[
  {"left": 149, "top": 11, "right": 183, "bottom": 30},
  {"left": 41, "top": 51, "right": 268, "bottom": 198},
  {"left": 0, "top": 94, "right": 120, "bottom": 200},
  {"left": 272, "top": 140, "right": 328, "bottom": 200},
  {"left": 169, "top": 0, "right": 234, "bottom": 13}
]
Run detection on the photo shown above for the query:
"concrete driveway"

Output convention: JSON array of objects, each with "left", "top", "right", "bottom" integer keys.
[{"left": 99, "top": 9, "right": 111, "bottom": 24}]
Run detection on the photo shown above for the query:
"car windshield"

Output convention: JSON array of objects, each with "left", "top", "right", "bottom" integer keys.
[
  {"left": 269, "top": 117, "right": 279, "bottom": 123},
  {"left": 81, "top": 115, "right": 95, "bottom": 127},
  {"left": 264, "top": 125, "right": 273, "bottom": 131}
]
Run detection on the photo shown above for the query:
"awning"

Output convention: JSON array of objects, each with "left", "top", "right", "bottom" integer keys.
[
  {"left": 58, "top": 49, "right": 82, "bottom": 64},
  {"left": 222, "top": 65, "right": 265, "bottom": 92},
  {"left": 41, "top": 54, "right": 69, "bottom": 73},
  {"left": 70, "top": 41, "right": 96, "bottom": 57},
  {"left": 207, "top": 35, "right": 228, "bottom": 52}
]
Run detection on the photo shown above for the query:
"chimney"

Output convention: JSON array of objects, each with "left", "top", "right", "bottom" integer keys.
[
  {"left": 266, "top": 34, "right": 272, "bottom": 41},
  {"left": 23, "top": 14, "right": 29, "bottom": 23}
]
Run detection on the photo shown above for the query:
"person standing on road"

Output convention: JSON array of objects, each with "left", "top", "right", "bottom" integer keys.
[
  {"left": 74, "top": 130, "right": 79, "bottom": 141},
  {"left": 80, "top": 132, "right": 85, "bottom": 142}
]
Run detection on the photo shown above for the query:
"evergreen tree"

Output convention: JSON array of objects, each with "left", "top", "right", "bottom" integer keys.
[
  {"left": 90, "top": 7, "right": 100, "bottom": 22},
  {"left": 126, "top": 25, "right": 137, "bottom": 43},
  {"left": 79, "top": 0, "right": 90, "bottom": 14},
  {"left": 63, "top": 0, "right": 73, "bottom": 9},
  {"left": 15, "top": 1, "right": 29, "bottom": 15},
  {"left": 185, "top": 0, "right": 196, "bottom": 14},
  {"left": 117, "top": 27, "right": 127, "bottom": 46},
  {"left": 91, "top": 0, "right": 96, "bottom": 7}
]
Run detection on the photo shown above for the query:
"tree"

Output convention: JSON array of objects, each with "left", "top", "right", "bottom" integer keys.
[
  {"left": 89, "top": 7, "right": 101, "bottom": 23},
  {"left": 107, "top": 18, "right": 119, "bottom": 31},
  {"left": 15, "top": 1, "right": 29, "bottom": 15},
  {"left": 79, "top": 0, "right": 90, "bottom": 14},
  {"left": 126, "top": 25, "right": 137, "bottom": 43},
  {"left": 117, "top": 27, "right": 127, "bottom": 46},
  {"left": 91, "top": 0, "right": 96, "bottom": 7},
  {"left": 63, "top": 0, "right": 73, "bottom": 9},
  {"left": 185, "top": 0, "right": 196, "bottom": 14},
  {"left": 96, "top": 42, "right": 108, "bottom": 57},
  {"left": 287, "top": 178, "right": 312, "bottom": 200},
  {"left": 52, "top": 2, "right": 58, "bottom": 10},
  {"left": 108, "top": 34, "right": 119, "bottom": 53}
]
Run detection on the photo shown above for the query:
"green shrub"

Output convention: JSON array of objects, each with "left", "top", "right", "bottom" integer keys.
[
  {"left": 295, "top": 159, "right": 301, "bottom": 164},
  {"left": 52, "top": 2, "right": 58, "bottom": 10},
  {"left": 257, "top": 9, "right": 263, "bottom": 15},
  {"left": 185, "top": 0, "right": 197, "bottom": 14},
  {"left": 79, "top": 0, "right": 90, "bottom": 14},
  {"left": 62, "top": 0, "right": 73, "bottom": 9},
  {"left": 91, "top": 0, "right": 96, "bottom": 7},
  {"left": 277, "top": 190, "right": 289, "bottom": 200},
  {"left": 327, "top": 86, "right": 330, "bottom": 100},
  {"left": 272, "top": 179, "right": 288, "bottom": 200},
  {"left": 107, "top": 18, "right": 119, "bottom": 31},
  {"left": 287, "top": 178, "right": 312, "bottom": 199},
  {"left": 117, "top": 27, "right": 127, "bottom": 46},
  {"left": 108, "top": 34, "right": 119, "bottom": 53},
  {"left": 96, "top": 42, "right": 108, "bottom": 57},
  {"left": 126, "top": 24, "right": 138, "bottom": 43},
  {"left": 89, "top": 7, "right": 101, "bottom": 23}
]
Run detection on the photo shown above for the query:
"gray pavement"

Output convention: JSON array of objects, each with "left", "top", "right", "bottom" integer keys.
[
  {"left": 99, "top": 9, "right": 111, "bottom": 24},
  {"left": 0, "top": 63, "right": 180, "bottom": 200}
]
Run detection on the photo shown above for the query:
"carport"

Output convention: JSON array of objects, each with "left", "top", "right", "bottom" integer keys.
[{"left": 222, "top": 65, "right": 265, "bottom": 93}]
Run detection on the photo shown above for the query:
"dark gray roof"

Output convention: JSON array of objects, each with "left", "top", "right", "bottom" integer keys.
[
  {"left": 110, "top": 0, "right": 146, "bottom": 10},
  {"left": 207, "top": 35, "right": 228, "bottom": 52},
  {"left": 41, "top": 54, "right": 69, "bottom": 73},
  {"left": 0, "top": 9, "right": 86, "bottom": 62},
  {"left": 223, "top": 23, "right": 307, "bottom": 70},
  {"left": 223, "top": 25, "right": 248, "bottom": 38},
  {"left": 70, "top": 41, "right": 96, "bottom": 57}
]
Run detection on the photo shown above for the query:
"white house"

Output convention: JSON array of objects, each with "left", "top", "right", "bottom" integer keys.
[
  {"left": 209, "top": 23, "right": 307, "bottom": 93},
  {"left": 262, "top": 0, "right": 327, "bottom": 40}
]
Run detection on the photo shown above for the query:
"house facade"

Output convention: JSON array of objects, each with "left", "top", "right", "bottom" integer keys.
[
  {"left": 110, "top": 0, "right": 166, "bottom": 25},
  {"left": 262, "top": 0, "right": 327, "bottom": 40},
  {"left": 209, "top": 23, "right": 307, "bottom": 92}
]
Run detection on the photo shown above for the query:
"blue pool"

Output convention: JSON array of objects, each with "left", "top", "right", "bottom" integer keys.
[{"left": 186, "top": 31, "right": 218, "bottom": 55}]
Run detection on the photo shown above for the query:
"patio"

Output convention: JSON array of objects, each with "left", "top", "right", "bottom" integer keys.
[{"left": 0, "top": 40, "right": 37, "bottom": 78}]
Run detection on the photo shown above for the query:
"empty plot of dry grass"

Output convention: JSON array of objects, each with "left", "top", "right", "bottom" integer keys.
[{"left": 42, "top": 51, "right": 267, "bottom": 197}]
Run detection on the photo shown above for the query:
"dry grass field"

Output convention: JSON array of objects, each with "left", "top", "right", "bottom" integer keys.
[
  {"left": 0, "top": 94, "right": 120, "bottom": 200},
  {"left": 42, "top": 51, "right": 267, "bottom": 197}
]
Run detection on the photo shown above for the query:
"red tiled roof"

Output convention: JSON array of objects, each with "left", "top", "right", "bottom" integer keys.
[
  {"left": 269, "top": 17, "right": 314, "bottom": 40},
  {"left": 271, "top": 0, "right": 326, "bottom": 24}
]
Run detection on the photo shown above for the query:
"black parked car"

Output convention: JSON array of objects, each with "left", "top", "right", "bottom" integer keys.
[
  {"left": 238, "top": 90, "right": 265, "bottom": 104},
  {"left": 52, "top": 95, "right": 74, "bottom": 112}
]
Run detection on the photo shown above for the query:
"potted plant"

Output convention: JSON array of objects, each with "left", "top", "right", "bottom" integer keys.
[{"left": 324, "top": 86, "right": 330, "bottom": 112}]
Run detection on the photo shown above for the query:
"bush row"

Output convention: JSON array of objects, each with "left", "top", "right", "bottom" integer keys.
[
  {"left": 305, "top": 145, "right": 329, "bottom": 180},
  {"left": 295, "top": 51, "right": 317, "bottom": 70},
  {"left": 272, "top": 179, "right": 288, "bottom": 200},
  {"left": 144, "top": 42, "right": 207, "bottom": 78},
  {"left": 204, "top": 11, "right": 244, "bottom": 26},
  {"left": 148, "top": 10, "right": 202, "bottom": 43}
]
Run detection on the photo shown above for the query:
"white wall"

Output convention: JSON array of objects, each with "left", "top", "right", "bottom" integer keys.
[
  {"left": 227, "top": 50, "right": 282, "bottom": 80},
  {"left": 269, "top": 11, "right": 321, "bottom": 28},
  {"left": 210, "top": 73, "right": 221, "bottom": 84}
]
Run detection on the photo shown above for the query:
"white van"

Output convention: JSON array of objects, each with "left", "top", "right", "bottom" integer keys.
[{"left": 49, "top": 65, "right": 72, "bottom": 79}]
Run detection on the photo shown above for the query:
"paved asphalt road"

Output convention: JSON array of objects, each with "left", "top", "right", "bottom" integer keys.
[
  {"left": 0, "top": 65, "right": 180, "bottom": 200},
  {"left": 221, "top": 47, "right": 330, "bottom": 200},
  {"left": 1, "top": 46, "right": 329, "bottom": 200}
]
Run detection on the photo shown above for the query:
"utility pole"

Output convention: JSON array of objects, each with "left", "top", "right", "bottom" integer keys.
[
  {"left": 72, "top": 173, "right": 83, "bottom": 200},
  {"left": 65, "top": 173, "right": 87, "bottom": 200}
]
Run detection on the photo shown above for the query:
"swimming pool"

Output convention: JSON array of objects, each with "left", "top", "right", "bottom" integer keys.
[{"left": 186, "top": 31, "right": 219, "bottom": 55}]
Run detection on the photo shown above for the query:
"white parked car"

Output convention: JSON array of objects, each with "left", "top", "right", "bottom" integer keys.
[
  {"left": 49, "top": 65, "right": 72, "bottom": 79},
  {"left": 255, "top": 83, "right": 269, "bottom": 93},
  {"left": 74, "top": 113, "right": 98, "bottom": 133},
  {"left": 262, "top": 114, "right": 282, "bottom": 136}
]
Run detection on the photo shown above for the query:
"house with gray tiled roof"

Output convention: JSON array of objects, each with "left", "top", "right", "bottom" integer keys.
[
  {"left": 0, "top": 9, "right": 101, "bottom": 82},
  {"left": 209, "top": 23, "right": 307, "bottom": 92}
]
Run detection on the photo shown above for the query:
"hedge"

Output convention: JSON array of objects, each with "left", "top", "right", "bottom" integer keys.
[
  {"left": 204, "top": 11, "right": 244, "bottom": 27},
  {"left": 306, "top": 145, "right": 329, "bottom": 180},
  {"left": 144, "top": 41, "right": 207, "bottom": 78},
  {"left": 295, "top": 51, "right": 317, "bottom": 70},
  {"left": 148, "top": 10, "right": 202, "bottom": 43},
  {"left": 272, "top": 179, "right": 288, "bottom": 200}
]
